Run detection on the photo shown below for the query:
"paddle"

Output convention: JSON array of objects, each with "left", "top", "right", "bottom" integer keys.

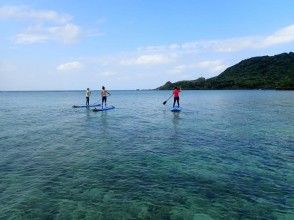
[{"left": 163, "top": 94, "right": 173, "bottom": 105}]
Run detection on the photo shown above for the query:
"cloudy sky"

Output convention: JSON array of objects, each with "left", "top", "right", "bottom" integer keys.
[{"left": 0, "top": 0, "right": 294, "bottom": 90}]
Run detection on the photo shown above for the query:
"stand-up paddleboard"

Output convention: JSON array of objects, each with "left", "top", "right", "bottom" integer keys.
[
  {"left": 72, "top": 104, "right": 101, "bottom": 108},
  {"left": 93, "top": 105, "right": 115, "bottom": 112},
  {"left": 171, "top": 106, "right": 182, "bottom": 112}
]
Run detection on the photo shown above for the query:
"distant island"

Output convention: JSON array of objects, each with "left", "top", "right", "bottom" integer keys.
[{"left": 157, "top": 52, "right": 294, "bottom": 90}]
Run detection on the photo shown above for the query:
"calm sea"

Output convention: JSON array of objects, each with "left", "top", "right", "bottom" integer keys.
[{"left": 0, "top": 90, "right": 293, "bottom": 219}]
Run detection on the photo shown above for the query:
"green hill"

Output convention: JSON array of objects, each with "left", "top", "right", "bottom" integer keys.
[{"left": 157, "top": 52, "right": 294, "bottom": 90}]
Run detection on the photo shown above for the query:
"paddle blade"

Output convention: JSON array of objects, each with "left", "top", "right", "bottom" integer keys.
[{"left": 163, "top": 101, "right": 167, "bottom": 105}]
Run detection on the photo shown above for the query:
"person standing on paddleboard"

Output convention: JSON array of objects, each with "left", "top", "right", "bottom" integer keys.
[
  {"left": 101, "top": 86, "right": 111, "bottom": 108},
  {"left": 173, "top": 86, "right": 181, "bottom": 108},
  {"left": 86, "top": 88, "right": 91, "bottom": 106}
]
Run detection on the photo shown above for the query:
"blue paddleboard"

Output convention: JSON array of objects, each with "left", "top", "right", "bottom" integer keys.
[
  {"left": 171, "top": 106, "right": 182, "bottom": 112},
  {"left": 73, "top": 104, "right": 101, "bottom": 108},
  {"left": 93, "top": 105, "right": 115, "bottom": 112}
]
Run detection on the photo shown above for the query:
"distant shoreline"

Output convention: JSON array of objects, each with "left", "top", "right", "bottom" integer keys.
[
  {"left": 0, "top": 89, "right": 151, "bottom": 92},
  {"left": 156, "top": 52, "right": 294, "bottom": 91},
  {"left": 1, "top": 89, "right": 293, "bottom": 92}
]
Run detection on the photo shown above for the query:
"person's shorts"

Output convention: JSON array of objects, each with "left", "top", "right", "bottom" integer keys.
[{"left": 102, "top": 96, "right": 107, "bottom": 102}]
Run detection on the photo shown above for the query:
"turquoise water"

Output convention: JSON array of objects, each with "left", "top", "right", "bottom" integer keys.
[{"left": 0, "top": 90, "right": 293, "bottom": 220}]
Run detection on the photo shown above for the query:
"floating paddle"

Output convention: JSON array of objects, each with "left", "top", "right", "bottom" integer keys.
[{"left": 163, "top": 94, "right": 173, "bottom": 105}]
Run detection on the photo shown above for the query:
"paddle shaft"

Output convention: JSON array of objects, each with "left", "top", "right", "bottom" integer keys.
[{"left": 163, "top": 94, "right": 173, "bottom": 105}]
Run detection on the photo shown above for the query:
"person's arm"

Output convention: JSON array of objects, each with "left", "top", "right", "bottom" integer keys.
[{"left": 107, "top": 90, "right": 111, "bottom": 96}]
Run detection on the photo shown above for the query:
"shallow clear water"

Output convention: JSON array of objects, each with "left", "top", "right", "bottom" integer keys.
[{"left": 0, "top": 90, "right": 293, "bottom": 220}]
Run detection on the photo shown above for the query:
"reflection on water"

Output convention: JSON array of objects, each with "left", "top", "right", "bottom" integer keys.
[
  {"left": 0, "top": 90, "right": 293, "bottom": 219},
  {"left": 99, "top": 112, "right": 109, "bottom": 136},
  {"left": 85, "top": 108, "right": 91, "bottom": 118},
  {"left": 172, "top": 111, "right": 180, "bottom": 127}
]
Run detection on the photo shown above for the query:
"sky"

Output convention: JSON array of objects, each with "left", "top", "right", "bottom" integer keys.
[{"left": 0, "top": 0, "right": 294, "bottom": 90}]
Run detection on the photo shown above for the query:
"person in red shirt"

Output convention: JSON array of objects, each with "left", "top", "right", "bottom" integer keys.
[{"left": 173, "top": 86, "right": 181, "bottom": 107}]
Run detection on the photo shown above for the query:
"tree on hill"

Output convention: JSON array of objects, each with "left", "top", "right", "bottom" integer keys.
[{"left": 157, "top": 52, "right": 294, "bottom": 90}]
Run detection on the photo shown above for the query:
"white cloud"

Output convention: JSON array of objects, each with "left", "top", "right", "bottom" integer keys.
[
  {"left": 0, "top": 5, "right": 71, "bottom": 23},
  {"left": 262, "top": 25, "right": 294, "bottom": 47},
  {"left": 15, "top": 23, "right": 80, "bottom": 44},
  {"left": 15, "top": 26, "right": 49, "bottom": 44},
  {"left": 196, "top": 60, "right": 227, "bottom": 71},
  {"left": 139, "top": 24, "right": 294, "bottom": 53},
  {"left": 48, "top": 23, "right": 80, "bottom": 43},
  {"left": 0, "top": 5, "right": 82, "bottom": 44},
  {"left": 171, "top": 60, "right": 227, "bottom": 74},
  {"left": 120, "top": 54, "right": 174, "bottom": 65},
  {"left": 57, "top": 61, "right": 82, "bottom": 71},
  {"left": 15, "top": 33, "right": 47, "bottom": 44},
  {"left": 69, "top": 24, "right": 293, "bottom": 88}
]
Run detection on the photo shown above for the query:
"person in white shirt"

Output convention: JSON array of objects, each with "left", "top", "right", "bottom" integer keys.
[
  {"left": 86, "top": 88, "right": 91, "bottom": 106},
  {"left": 101, "top": 86, "right": 110, "bottom": 108}
]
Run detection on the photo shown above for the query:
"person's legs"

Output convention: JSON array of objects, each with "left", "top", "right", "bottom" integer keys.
[
  {"left": 176, "top": 97, "right": 180, "bottom": 107},
  {"left": 173, "top": 97, "right": 176, "bottom": 107},
  {"left": 86, "top": 97, "right": 89, "bottom": 106},
  {"left": 102, "top": 96, "right": 106, "bottom": 108}
]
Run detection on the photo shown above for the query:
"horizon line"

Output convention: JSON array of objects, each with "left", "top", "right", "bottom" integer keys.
[{"left": 0, "top": 89, "right": 154, "bottom": 92}]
